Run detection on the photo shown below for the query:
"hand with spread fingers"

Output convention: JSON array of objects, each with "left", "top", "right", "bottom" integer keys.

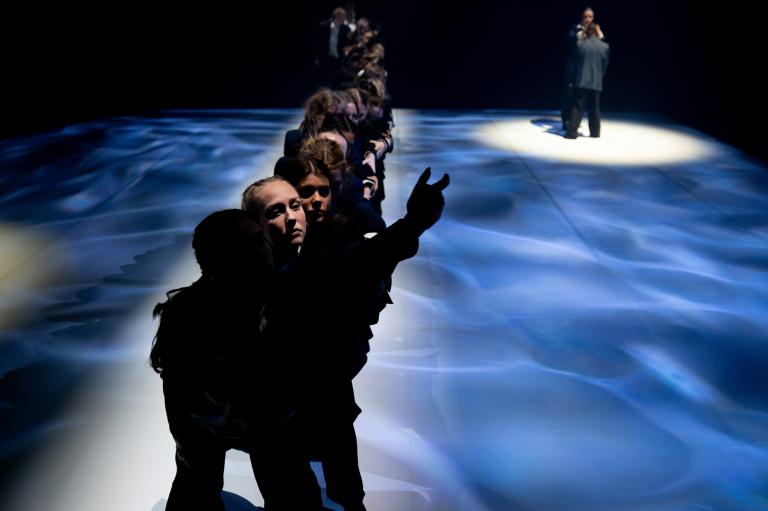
[{"left": 405, "top": 167, "right": 450, "bottom": 234}]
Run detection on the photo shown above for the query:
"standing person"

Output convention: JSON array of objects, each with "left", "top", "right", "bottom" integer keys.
[
  {"left": 241, "top": 167, "right": 450, "bottom": 511},
  {"left": 564, "top": 7, "right": 609, "bottom": 139},
  {"left": 315, "top": 7, "right": 351, "bottom": 86},
  {"left": 151, "top": 209, "right": 323, "bottom": 511}
]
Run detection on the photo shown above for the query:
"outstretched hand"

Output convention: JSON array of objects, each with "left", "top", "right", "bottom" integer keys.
[{"left": 405, "top": 167, "right": 450, "bottom": 234}]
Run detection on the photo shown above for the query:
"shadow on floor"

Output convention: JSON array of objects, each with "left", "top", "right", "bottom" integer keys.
[
  {"left": 152, "top": 491, "right": 263, "bottom": 511},
  {"left": 530, "top": 117, "right": 571, "bottom": 137}
]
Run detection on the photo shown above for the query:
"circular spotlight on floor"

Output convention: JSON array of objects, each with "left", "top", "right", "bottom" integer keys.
[{"left": 476, "top": 116, "right": 720, "bottom": 165}]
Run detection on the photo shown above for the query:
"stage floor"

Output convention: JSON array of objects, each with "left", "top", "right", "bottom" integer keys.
[{"left": 1, "top": 110, "right": 767, "bottom": 510}]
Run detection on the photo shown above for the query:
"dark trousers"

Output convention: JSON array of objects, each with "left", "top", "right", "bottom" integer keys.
[
  {"left": 561, "top": 84, "right": 573, "bottom": 131},
  {"left": 300, "top": 383, "right": 366, "bottom": 511},
  {"left": 165, "top": 416, "right": 323, "bottom": 511},
  {"left": 306, "top": 419, "right": 366, "bottom": 511},
  {"left": 567, "top": 87, "right": 601, "bottom": 137}
]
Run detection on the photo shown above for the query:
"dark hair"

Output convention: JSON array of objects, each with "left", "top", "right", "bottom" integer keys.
[
  {"left": 273, "top": 156, "right": 307, "bottom": 184},
  {"left": 151, "top": 209, "right": 272, "bottom": 374},
  {"left": 192, "top": 209, "right": 267, "bottom": 276}
]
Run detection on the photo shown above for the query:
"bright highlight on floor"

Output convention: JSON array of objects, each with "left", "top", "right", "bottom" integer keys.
[
  {"left": 476, "top": 116, "right": 721, "bottom": 165},
  {"left": 1, "top": 110, "right": 767, "bottom": 511}
]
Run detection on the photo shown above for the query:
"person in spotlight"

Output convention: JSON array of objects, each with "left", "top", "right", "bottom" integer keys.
[
  {"left": 564, "top": 7, "right": 609, "bottom": 139},
  {"left": 150, "top": 209, "right": 323, "bottom": 511},
  {"left": 241, "top": 165, "right": 449, "bottom": 511}
]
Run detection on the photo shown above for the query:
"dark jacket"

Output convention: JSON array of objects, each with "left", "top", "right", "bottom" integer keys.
[
  {"left": 155, "top": 280, "right": 294, "bottom": 442},
  {"left": 316, "top": 21, "right": 351, "bottom": 61},
  {"left": 265, "top": 217, "right": 420, "bottom": 420},
  {"left": 571, "top": 36, "right": 610, "bottom": 92}
]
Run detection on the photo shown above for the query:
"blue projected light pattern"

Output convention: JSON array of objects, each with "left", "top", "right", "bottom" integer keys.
[
  {"left": 0, "top": 110, "right": 767, "bottom": 511},
  {"left": 358, "top": 111, "right": 768, "bottom": 511},
  {"left": 0, "top": 110, "right": 295, "bottom": 477}
]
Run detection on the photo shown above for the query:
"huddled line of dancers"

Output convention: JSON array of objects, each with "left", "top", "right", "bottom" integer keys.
[{"left": 151, "top": 6, "right": 449, "bottom": 511}]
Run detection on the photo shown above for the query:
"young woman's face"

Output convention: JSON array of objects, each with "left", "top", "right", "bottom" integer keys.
[
  {"left": 297, "top": 173, "right": 332, "bottom": 224},
  {"left": 252, "top": 181, "right": 306, "bottom": 247}
]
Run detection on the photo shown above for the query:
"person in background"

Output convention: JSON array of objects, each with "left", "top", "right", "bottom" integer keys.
[{"left": 564, "top": 7, "right": 609, "bottom": 139}]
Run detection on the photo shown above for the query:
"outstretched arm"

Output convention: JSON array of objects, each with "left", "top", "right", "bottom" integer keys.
[{"left": 357, "top": 167, "right": 451, "bottom": 273}]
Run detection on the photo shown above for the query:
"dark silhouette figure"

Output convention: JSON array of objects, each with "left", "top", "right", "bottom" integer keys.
[
  {"left": 243, "top": 168, "right": 449, "bottom": 511},
  {"left": 315, "top": 8, "right": 352, "bottom": 86},
  {"left": 151, "top": 209, "right": 323, "bottom": 511}
]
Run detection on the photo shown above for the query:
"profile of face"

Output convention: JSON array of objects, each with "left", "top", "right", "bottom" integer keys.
[
  {"left": 251, "top": 181, "right": 306, "bottom": 248},
  {"left": 582, "top": 9, "right": 594, "bottom": 28},
  {"left": 297, "top": 173, "right": 332, "bottom": 224}
]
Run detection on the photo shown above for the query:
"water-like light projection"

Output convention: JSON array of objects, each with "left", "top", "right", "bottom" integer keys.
[
  {"left": 476, "top": 115, "right": 721, "bottom": 165},
  {"left": 2, "top": 109, "right": 768, "bottom": 511}
]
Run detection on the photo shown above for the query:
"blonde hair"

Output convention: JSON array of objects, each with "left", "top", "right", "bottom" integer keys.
[{"left": 240, "top": 175, "right": 288, "bottom": 214}]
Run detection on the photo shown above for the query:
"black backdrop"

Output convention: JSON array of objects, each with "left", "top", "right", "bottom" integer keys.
[{"left": 3, "top": 1, "right": 767, "bottom": 160}]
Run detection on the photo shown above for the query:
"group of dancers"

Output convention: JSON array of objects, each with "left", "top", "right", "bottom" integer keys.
[{"left": 151, "top": 7, "right": 448, "bottom": 511}]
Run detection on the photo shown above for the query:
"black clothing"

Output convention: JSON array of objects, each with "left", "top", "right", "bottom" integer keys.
[
  {"left": 315, "top": 22, "right": 351, "bottom": 86},
  {"left": 283, "top": 129, "right": 302, "bottom": 158},
  {"left": 565, "top": 36, "right": 609, "bottom": 138},
  {"left": 561, "top": 26, "right": 580, "bottom": 130},
  {"left": 165, "top": 386, "right": 321, "bottom": 511},
  {"left": 568, "top": 87, "right": 601, "bottom": 138},
  {"left": 266, "top": 217, "right": 421, "bottom": 511},
  {"left": 335, "top": 176, "right": 387, "bottom": 235},
  {"left": 156, "top": 281, "right": 323, "bottom": 510},
  {"left": 358, "top": 118, "right": 393, "bottom": 214},
  {"left": 315, "top": 21, "right": 351, "bottom": 61},
  {"left": 571, "top": 36, "right": 610, "bottom": 92}
]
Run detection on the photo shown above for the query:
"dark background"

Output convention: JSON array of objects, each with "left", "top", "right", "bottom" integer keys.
[{"left": 3, "top": 1, "right": 766, "bottom": 160}]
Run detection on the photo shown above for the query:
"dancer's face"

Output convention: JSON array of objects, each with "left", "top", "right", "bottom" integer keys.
[
  {"left": 297, "top": 173, "right": 332, "bottom": 224},
  {"left": 582, "top": 9, "right": 594, "bottom": 28},
  {"left": 251, "top": 181, "right": 306, "bottom": 248}
]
